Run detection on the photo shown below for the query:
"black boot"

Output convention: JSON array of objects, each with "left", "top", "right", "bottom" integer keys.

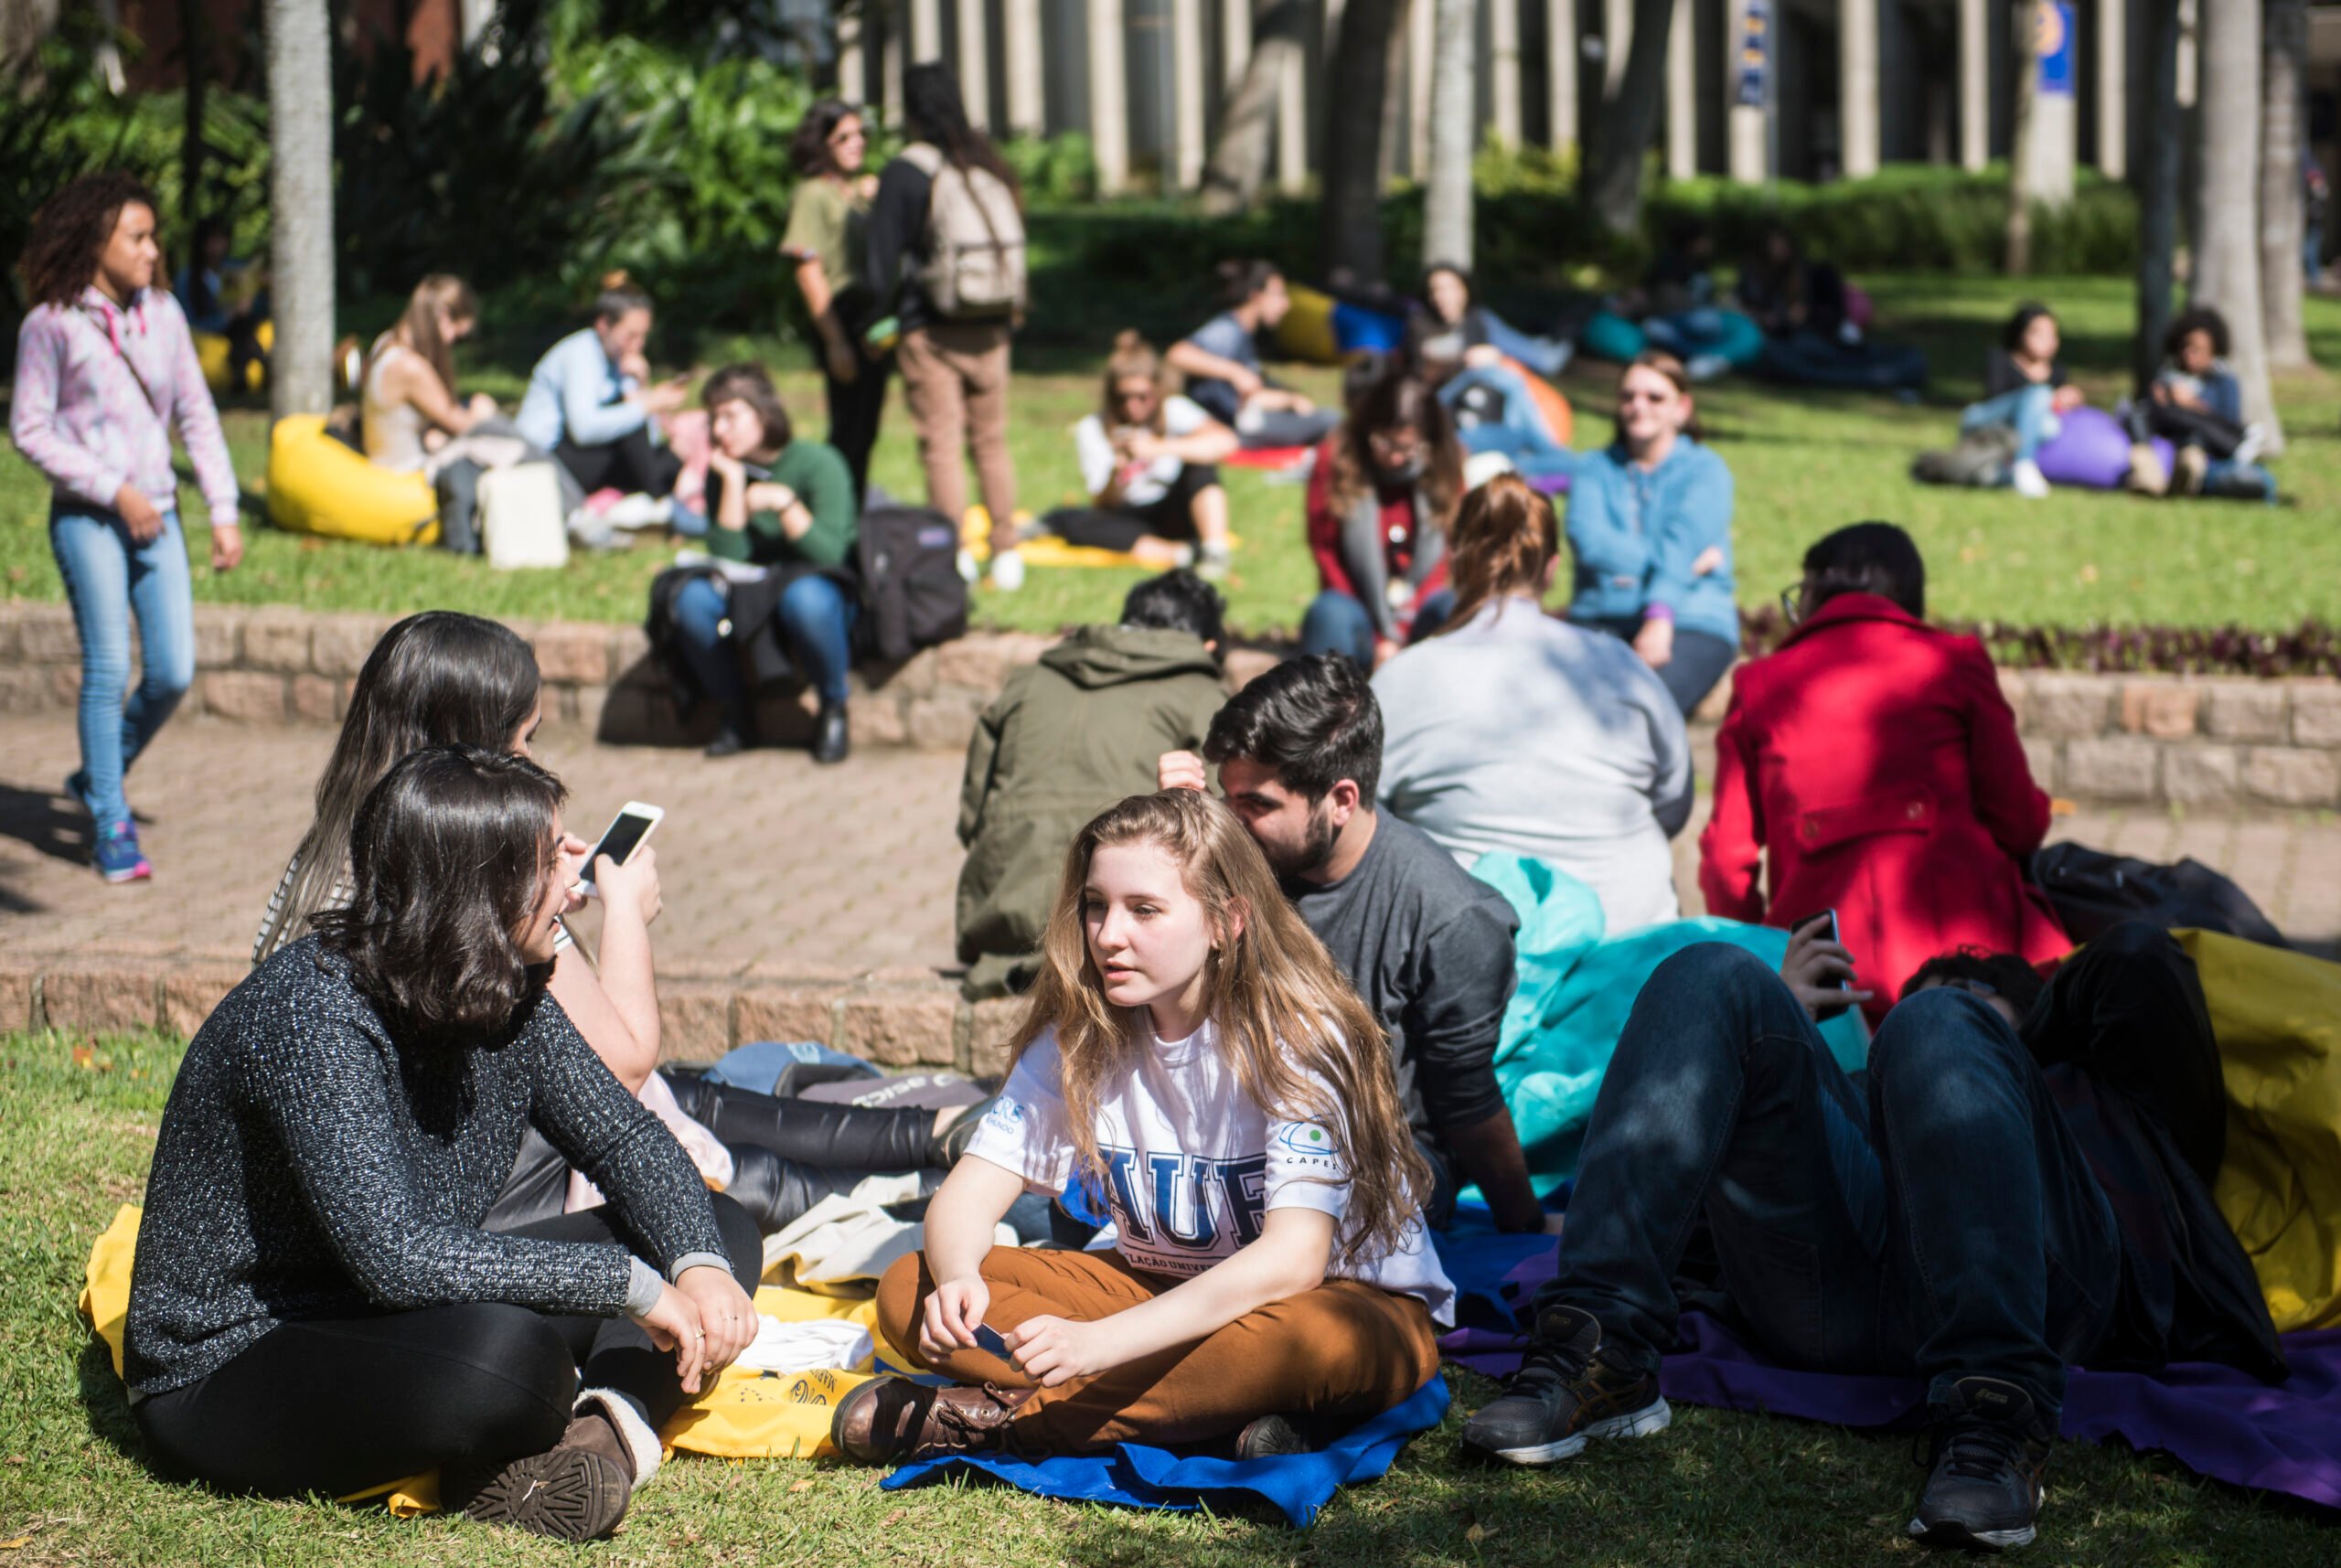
[
  {"left": 704, "top": 702, "right": 756, "bottom": 759},
  {"left": 813, "top": 701, "right": 850, "bottom": 764}
]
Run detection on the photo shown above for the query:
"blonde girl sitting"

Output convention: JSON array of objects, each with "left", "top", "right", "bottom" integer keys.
[{"left": 832, "top": 788, "right": 1452, "bottom": 1463}]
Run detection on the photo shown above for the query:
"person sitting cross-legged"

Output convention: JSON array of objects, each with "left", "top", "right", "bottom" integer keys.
[
  {"left": 1459, "top": 922, "right": 2286, "bottom": 1552},
  {"left": 1040, "top": 332, "right": 1238, "bottom": 578}
]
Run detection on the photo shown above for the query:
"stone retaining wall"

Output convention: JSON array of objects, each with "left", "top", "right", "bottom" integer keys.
[{"left": 6, "top": 602, "right": 2341, "bottom": 806}]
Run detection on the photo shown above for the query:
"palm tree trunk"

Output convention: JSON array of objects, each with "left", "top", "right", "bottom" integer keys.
[
  {"left": 2133, "top": 0, "right": 2181, "bottom": 393},
  {"left": 1421, "top": 0, "right": 1478, "bottom": 267},
  {"left": 1201, "top": 0, "right": 1310, "bottom": 214},
  {"left": 1585, "top": 0, "right": 1673, "bottom": 235},
  {"left": 264, "top": 0, "right": 335, "bottom": 418},
  {"left": 1319, "top": 0, "right": 1406, "bottom": 286},
  {"left": 2193, "top": 0, "right": 2282, "bottom": 452},
  {"left": 2261, "top": 0, "right": 2311, "bottom": 368}
]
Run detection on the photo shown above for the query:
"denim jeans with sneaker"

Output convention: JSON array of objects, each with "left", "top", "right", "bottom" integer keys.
[
  {"left": 49, "top": 505, "right": 196, "bottom": 827},
  {"left": 672, "top": 573, "right": 858, "bottom": 709},
  {"left": 1532, "top": 944, "right": 2124, "bottom": 1418},
  {"left": 1959, "top": 384, "right": 2058, "bottom": 464}
]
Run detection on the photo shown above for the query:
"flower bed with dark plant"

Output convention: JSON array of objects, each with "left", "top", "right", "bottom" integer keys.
[{"left": 1738, "top": 608, "right": 2341, "bottom": 678}]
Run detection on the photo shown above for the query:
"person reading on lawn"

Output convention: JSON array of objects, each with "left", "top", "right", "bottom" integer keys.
[
  {"left": 1960, "top": 303, "right": 2087, "bottom": 500},
  {"left": 515, "top": 283, "right": 689, "bottom": 509},
  {"left": 252, "top": 611, "right": 977, "bottom": 1233},
  {"left": 1562, "top": 351, "right": 1738, "bottom": 717},
  {"left": 833, "top": 788, "right": 1453, "bottom": 1463},
  {"left": 1157, "top": 655, "right": 1551, "bottom": 1236},
  {"left": 1298, "top": 368, "right": 1467, "bottom": 667},
  {"left": 957, "top": 569, "right": 1231, "bottom": 1001},
  {"left": 1376, "top": 475, "right": 1694, "bottom": 933},
  {"left": 1042, "top": 331, "right": 1238, "bottom": 577},
  {"left": 128, "top": 744, "right": 762, "bottom": 1541},
  {"left": 1459, "top": 922, "right": 2284, "bottom": 1552},
  {"left": 1168, "top": 259, "right": 1340, "bottom": 451}
]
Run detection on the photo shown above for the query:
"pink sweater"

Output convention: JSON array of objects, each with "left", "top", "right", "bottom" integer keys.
[{"left": 10, "top": 286, "right": 239, "bottom": 531}]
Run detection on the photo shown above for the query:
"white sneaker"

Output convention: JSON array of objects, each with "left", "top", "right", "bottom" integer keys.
[
  {"left": 2010, "top": 459, "right": 2051, "bottom": 499},
  {"left": 603, "top": 493, "right": 671, "bottom": 529},
  {"left": 989, "top": 549, "right": 1025, "bottom": 592},
  {"left": 2232, "top": 422, "right": 2268, "bottom": 467},
  {"left": 955, "top": 549, "right": 980, "bottom": 584}
]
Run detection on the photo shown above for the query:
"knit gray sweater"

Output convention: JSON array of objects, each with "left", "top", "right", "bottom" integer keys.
[{"left": 125, "top": 936, "right": 726, "bottom": 1395}]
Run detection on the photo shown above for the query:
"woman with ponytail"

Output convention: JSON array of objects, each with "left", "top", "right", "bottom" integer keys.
[
  {"left": 1373, "top": 475, "right": 1694, "bottom": 934},
  {"left": 1041, "top": 331, "right": 1239, "bottom": 573}
]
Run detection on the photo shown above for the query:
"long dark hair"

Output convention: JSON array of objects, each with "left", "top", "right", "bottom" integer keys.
[
  {"left": 316, "top": 745, "right": 567, "bottom": 1049},
  {"left": 789, "top": 99, "right": 863, "bottom": 178},
  {"left": 903, "top": 61, "right": 1020, "bottom": 198},
  {"left": 1326, "top": 370, "right": 1464, "bottom": 529},
  {"left": 20, "top": 171, "right": 158, "bottom": 310},
  {"left": 259, "top": 613, "right": 542, "bottom": 963}
]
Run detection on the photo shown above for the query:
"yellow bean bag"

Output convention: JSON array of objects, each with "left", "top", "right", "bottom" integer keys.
[
  {"left": 266, "top": 414, "right": 441, "bottom": 547},
  {"left": 1272, "top": 283, "right": 1342, "bottom": 366},
  {"left": 193, "top": 320, "right": 273, "bottom": 397},
  {"left": 2184, "top": 929, "right": 2341, "bottom": 1331}
]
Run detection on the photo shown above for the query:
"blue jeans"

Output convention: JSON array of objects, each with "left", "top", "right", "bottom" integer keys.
[
  {"left": 1571, "top": 614, "right": 1738, "bottom": 717},
  {"left": 1960, "top": 383, "right": 2058, "bottom": 464},
  {"left": 1534, "top": 944, "right": 2123, "bottom": 1416},
  {"left": 1298, "top": 588, "right": 1455, "bottom": 667},
  {"left": 49, "top": 506, "right": 197, "bottom": 826},
  {"left": 673, "top": 573, "right": 858, "bottom": 709}
]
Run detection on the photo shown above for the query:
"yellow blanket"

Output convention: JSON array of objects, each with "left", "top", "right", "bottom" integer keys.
[
  {"left": 80, "top": 1205, "right": 901, "bottom": 1515},
  {"left": 2186, "top": 930, "right": 2341, "bottom": 1330}
]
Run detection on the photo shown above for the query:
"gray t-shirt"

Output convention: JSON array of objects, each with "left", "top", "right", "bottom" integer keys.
[
  {"left": 1181, "top": 311, "right": 1263, "bottom": 424},
  {"left": 1282, "top": 813, "right": 1520, "bottom": 1144}
]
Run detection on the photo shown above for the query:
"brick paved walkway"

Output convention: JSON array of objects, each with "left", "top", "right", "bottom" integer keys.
[{"left": 5, "top": 712, "right": 2339, "bottom": 980}]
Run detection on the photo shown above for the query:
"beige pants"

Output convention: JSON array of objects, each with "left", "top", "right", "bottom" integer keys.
[
  {"left": 877, "top": 1245, "right": 1442, "bottom": 1454},
  {"left": 896, "top": 322, "right": 1017, "bottom": 554}
]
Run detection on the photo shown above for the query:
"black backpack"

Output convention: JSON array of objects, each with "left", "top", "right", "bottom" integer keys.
[
  {"left": 2029, "top": 842, "right": 2288, "bottom": 951},
  {"left": 855, "top": 506, "right": 969, "bottom": 662}
]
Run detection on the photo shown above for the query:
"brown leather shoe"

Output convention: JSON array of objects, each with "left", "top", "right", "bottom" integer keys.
[{"left": 830, "top": 1376, "right": 1028, "bottom": 1465}]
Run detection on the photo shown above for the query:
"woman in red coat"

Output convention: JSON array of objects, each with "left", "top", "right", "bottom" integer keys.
[{"left": 1699, "top": 522, "right": 2068, "bottom": 1024}]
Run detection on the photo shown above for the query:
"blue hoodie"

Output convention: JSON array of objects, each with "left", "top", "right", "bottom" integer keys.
[{"left": 1564, "top": 437, "right": 1738, "bottom": 647}]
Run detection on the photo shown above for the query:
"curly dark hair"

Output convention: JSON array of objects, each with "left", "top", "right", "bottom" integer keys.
[
  {"left": 789, "top": 99, "right": 865, "bottom": 178},
  {"left": 1897, "top": 946, "right": 2047, "bottom": 1017},
  {"left": 20, "top": 171, "right": 159, "bottom": 310},
  {"left": 2165, "top": 305, "right": 2232, "bottom": 360}
]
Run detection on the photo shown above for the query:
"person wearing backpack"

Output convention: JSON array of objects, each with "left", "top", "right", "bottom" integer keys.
[{"left": 863, "top": 63, "right": 1028, "bottom": 591}]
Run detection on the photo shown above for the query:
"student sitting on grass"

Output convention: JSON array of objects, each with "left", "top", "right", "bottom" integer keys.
[
  {"left": 1960, "top": 303, "right": 2087, "bottom": 500},
  {"left": 669, "top": 364, "right": 861, "bottom": 763},
  {"left": 1168, "top": 259, "right": 1340, "bottom": 451},
  {"left": 957, "top": 569, "right": 1231, "bottom": 1001},
  {"left": 832, "top": 788, "right": 1453, "bottom": 1464},
  {"left": 1039, "top": 331, "right": 1239, "bottom": 577},
  {"left": 2125, "top": 307, "right": 2272, "bottom": 498},
  {"left": 253, "top": 611, "right": 978, "bottom": 1234},
  {"left": 1460, "top": 923, "right": 2283, "bottom": 1552},
  {"left": 358, "top": 274, "right": 523, "bottom": 554},
  {"left": 1563, "top": 352, "right": 1738, "bottom": 717},
  {"left": 1414, "top": 261, "right": 1574, "bottom": 379},
  {"left": 516, "top": 283, "right": 691, "bottom": 514},
  {"left": 130, "top": 744, "right": 762, "bottom": 1541},
  {"left": 1159, "top": 656, "right": 1551, "bottom": 1236},
  {"left": 1299, "top": 369, "right": 1467, "bottom": 668},
  {"left": 1376, "top": 475, "right": 1694, "bottom": 935}
]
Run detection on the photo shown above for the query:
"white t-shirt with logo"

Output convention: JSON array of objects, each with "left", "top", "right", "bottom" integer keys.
[
  {"left": 964, "top": 1019, "right": 1457, "bottom": 1326},
  {"left": 1073, "top": 394, "right": 1212, "bottom": 509}
]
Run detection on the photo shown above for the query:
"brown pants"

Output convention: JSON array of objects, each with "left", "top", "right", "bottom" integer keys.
[
  {"left": 875, "top": 1246, "right": 1441, "bottom": 1455},
  {"left": 895, "top": 322, "right": 1017, "bottom": 553}
]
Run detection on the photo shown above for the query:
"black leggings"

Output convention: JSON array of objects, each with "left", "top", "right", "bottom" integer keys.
[
  {"left": 485, "top": 1073, "right": 940, "bottom": 1235},
  {"left": 825, "top": 351, "right": 891, "bottom": 506},
  {"left": 132, "top": 1197, "right": 762, "bottom": 1502},
  {"left": 1043, "top": 464, "right": 1222, "bottom": 552},
  {"left": 553, "top": 425, "right": 682, "bottom": 498}
]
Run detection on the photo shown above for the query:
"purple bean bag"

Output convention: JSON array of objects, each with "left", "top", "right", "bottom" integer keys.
[{"left": 2034, "top": 405, "right": 2175, "bottom": 490}]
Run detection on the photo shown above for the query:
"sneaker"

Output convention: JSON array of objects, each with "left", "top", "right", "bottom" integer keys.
[
  {"left": 2122, "top": 443, "right": 2169, "bottom": 496},
  {"left": 955, "top": 548, "right": 981, "bottom": 585},
  {"left": 1197, "top": 541, "right": 1234, "bottom": 582},
  {"left": 989, "top": 549, "right": 1025, "bottom": 592},
  {"left": 2232, "top": 422, "right": 2268, "bottom": 467},
  {"left": 1229, "top": 1410, "right": 1345, "bottom": 1460},
  {"left": 2009, "top": 459, "right": 2051, "bottom": 499},
  {"left": 450, "top": 1443, "right": 630, "bottom": 1541},
  {"left": 1908, "top": 1377, "right": 2053, "bottom": 1552},
  {"left": 2174, "top": 444, "right": 2209, "bottom": 496},
  {"left": 830, "top": 1376, "right": 1028, "bottom": 1465},
  {"left": 92, "top": 819, "right": 151, "bottom": 884},
  {"left": 1458, "top": 1304, "right": 1671, "bottom": 1466},
  {"left": 601, "top": 493, "right": 672, "bottom": 530}
]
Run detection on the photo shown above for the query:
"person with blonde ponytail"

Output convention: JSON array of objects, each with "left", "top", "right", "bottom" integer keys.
[
  {"left": 1042, "top": 331, "right": 1239, "bottom": 576},
  {"left": 1374, "top": 475, "right": 1694, "bottom": 934},
  {"left": 834, "top": 790, "right": 1452, "bottom": 1464},
  {"left": 360, "top": 274, "right": 533, "bottom": 553}
]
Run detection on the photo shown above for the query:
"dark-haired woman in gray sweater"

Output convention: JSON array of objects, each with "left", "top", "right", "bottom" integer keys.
[{"left": 127, "top": 745, "right": 760, "bottom": 1541}]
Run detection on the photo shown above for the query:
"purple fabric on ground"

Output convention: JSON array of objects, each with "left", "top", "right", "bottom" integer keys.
[{"left": 1433, "top": 1236, "right": 2341, "bottom": 1509}]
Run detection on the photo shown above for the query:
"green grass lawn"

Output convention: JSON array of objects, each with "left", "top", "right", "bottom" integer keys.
[
  {"left": 5, "top": 273, "right": 2341, "bottom": 641},
  {"left": 5, "top": 1028, "right": 2334, "bottom": 1565}
]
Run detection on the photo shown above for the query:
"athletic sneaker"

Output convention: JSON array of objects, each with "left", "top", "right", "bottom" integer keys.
[
  {"left": 1458, "top": 1304, "right": 1672, "bottom": 1466},
  {"left": 92, "top": 818, "right": 151, "bottom": 884},
  {"left": 2232, "top": 422, "right": 2269, "bottom": 467},
  {"left": 1197, "top": 541, "right": 1234, "bottom": 582},
  {"left": 1908, "top": 1376, "right": 2054, "bottom": 1552},
  {"left": 989, "top": 549, "right": 1026, "bottom": 592},
  {"left": 2009, "top": 459, "right": 2051, "bottom": 499}
]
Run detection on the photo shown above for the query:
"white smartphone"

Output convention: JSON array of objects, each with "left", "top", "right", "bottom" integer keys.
[{"left": 575, "top": 801, "right": 664, "bottom": 898}]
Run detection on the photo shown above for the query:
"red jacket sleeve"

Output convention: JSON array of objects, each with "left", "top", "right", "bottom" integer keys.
[
  {"left": 1304, "top": 438, "right": 1352, "bottom": 598},
  {"left": 1698, "top": 681, "right": 1767, "bottom": 920},
  {"left": 1956, "top": 641, "right": 2053, "bottom": 857}
]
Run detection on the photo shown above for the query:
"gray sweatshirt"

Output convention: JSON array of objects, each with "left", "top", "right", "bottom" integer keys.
[{"left": 1372, "top": 597, "right": 1694, "bottom": 934}]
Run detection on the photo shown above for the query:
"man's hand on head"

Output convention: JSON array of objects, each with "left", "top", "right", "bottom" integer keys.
[{"left": 1158, "top": 750, "right": 1210, "bottom": 794}]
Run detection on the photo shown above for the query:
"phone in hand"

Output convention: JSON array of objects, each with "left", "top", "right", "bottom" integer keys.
[
  {"left": 1789, "top": 909, "right": 1853, "bottom": 993},
  {"left": 575, "top": 801, "right": 664, "bottom": 898},
  {"left": 971, "top": 1321, "right": 1012, "bottom": 1360}
]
